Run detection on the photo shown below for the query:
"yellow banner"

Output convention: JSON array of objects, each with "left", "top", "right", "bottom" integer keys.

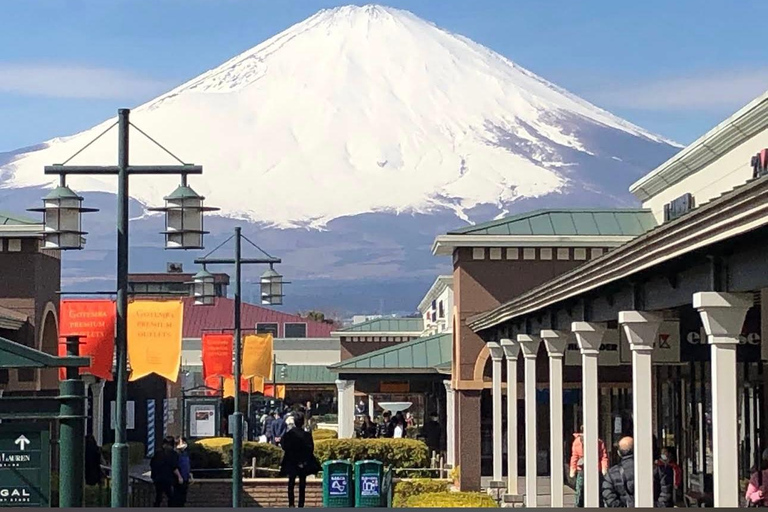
[
  {"left": 251, "top": 375, "right": 265, "bottom": 394},
  {"left": 242, "top": 333, "right": 273, "bottom": 379},
  {"left": 127, "top": 300, "right": 183, "bottom": 382}
]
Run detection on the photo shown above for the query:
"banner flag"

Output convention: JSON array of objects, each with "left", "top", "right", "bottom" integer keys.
[
  {"left": 263, "top": 384, "right": 286, "bottom": 399},
  {"left": 251, "top": 375, "right": 265, "bottom": 394},
  {"left": 58, "top": 299, "right": 116, "bottom": 380},
  {"left": 202, "top": 333, "right": 233, "bottom": 380},
  {"left": 242, "top": 333, "right": 273, "bottom": 379},
  {"left": 223, "top": 376, "right": 250, "bottom": 398},
  {"left": 204, "top": 375, "right": 224, "bottom": 396},
  {"left": 127, "top": 300, "right": 183, "bottom": 382}
]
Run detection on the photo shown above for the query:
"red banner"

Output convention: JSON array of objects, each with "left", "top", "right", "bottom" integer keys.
[
  {"left": 58, "top": 300, "right": 116, "bottom": 380},
  {"left": 202, "top": 333, "right": 233, "bottom": 380}
]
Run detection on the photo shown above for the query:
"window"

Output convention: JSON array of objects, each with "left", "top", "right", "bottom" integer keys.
[
  {"left": 540, "top": 248, "right": 553, "bottom": 260},
  {"left": 8, "top": 239, "right": 21, "bottom": 252},
  {"left": 438, "top": 300, "right": 445, "bottom": 319},
  {"left": 506, "top": 248, "right": 519, "bottom": 260},
  {"left": 284, "top": 322, "right": 307, "bottom": 338},
  {"left": 256, "top": 323, "right": 279, "bottom": 336},
  {"left": 574, "top": 248, "right": 587, "bottom": 261},
  {"left": 489, "top": 248, "right": 502, "bottom": 260},
  {"left": 0, "top": 369, "right": 8, "bottom": 384},
  {"left": 17, "top": 368, "right": 35, "bottom": 382},
  {"left": 591, "top": 248, "right": 604, "bottom": 259},
  {"left": 472, "top": 248, "right": 485, "bottom": 260},
  {"left": 523, "top": 248, "right": 536, "bottom": 260},
  {"left": 557, "top": 248, "right": 570, "bottom": 260}
]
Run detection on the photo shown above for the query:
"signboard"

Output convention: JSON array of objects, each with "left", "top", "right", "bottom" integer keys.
[
  {"left": 0, "top": 424, "right": 50, "bottom": 507},
  {"left": 329, "top": 475, "right": 348, "bottom": 496},
  {"left": 190, "top": 404, "right": 217, "bottom": 438},
  {"left": 565, "top": 329, "right": 621, "bottom": 366},
  {"left": 110, "top": 401, "right": 135, "bottom": 430},
  {"left": 380, "top": 382, "right": 409, "bottom": 393},
  {"left": 679, "top": 305, "right": 762, "bottom": 362},
  {"left": 619, "top": 321, "right": 681, "bottom": 364},
  {"left": 360, "top": 475, "right": 380, "bottom": 497}
]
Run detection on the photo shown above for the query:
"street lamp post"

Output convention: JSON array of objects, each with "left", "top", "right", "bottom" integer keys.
[
  {"left": 31, "top": 108, "right": 215, "bottom": 507},
  {"left": 194, "top": 227, "right": 284, "bottom": 507}
]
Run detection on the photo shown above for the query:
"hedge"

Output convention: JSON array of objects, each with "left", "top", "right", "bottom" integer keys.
[
  {"left": 50, "top": 473, "right": 111, "bottom": 507},
  {"left": 312, "top": 428, "right": 337, "bottom": 441},
  {"left": 392, "top": 479, "right": 451, "bottom": 507},
  {"left": 101, "top": 442, "right": 146, "bottom": 466},
  {"left": 405, "top": 492, "right": 498, "bottom": 508},
  {"left": 189, "top": 438, "right": 283, "bottom": 469},
  {"left": 314, "top": 438, "right": 429, "bottom": 469}
]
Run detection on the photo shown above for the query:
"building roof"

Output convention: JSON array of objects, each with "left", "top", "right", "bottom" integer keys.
[
  {"left": 130, "top": 272, "right": 230, "bottom": 284},
  {"left": 468, "top": 173, "right": 768, "bottom": 332},
  {"left": 0, "top": 211, "right": 38, "bottom": 226},
  {"left": 417, "top": 276, "right": 453, "bottom": 314},
  {"left": 276, "top": 364, "right": 335, "bottom": 384},
  {"left": 181, "top": 297, "right": 334, "bottom": 338},
  {"left": 447, "top": 209, "right": 656, "bottom": 236},
  {"left": 432, "top": 209, "right": 656, "bottom": 255},
  {"left": 630, "top": 90, "right": 768, "bottom": 202},
  {"left": 0, "top": 306, "right": 29, "bottom": 330},
  {"left": 330, "top": 332, "right": 451, "bottom": 374},
  {"left": 334, "top": 317, "right": 424, "bottom": 335}
]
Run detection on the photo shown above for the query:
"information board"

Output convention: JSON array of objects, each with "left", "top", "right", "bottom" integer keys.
[{"left": 0, "top": 424, "right": 50, "bottom": 507}]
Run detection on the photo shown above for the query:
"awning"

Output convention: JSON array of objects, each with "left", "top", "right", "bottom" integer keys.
[{"left": 330, "top": 332, "right": 451, "bottom": 374}]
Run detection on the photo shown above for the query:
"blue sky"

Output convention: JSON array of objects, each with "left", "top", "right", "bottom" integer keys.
[{"left": 1, "top": 0, "right": 766, "bottom": 152}]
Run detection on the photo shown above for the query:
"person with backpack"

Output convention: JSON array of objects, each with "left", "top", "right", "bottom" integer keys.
[
  {"left": 601, "top": 436, "right": 672, "bottom": 508},
  {"left": 746, "top": 449, "right": 768, "bottom": 507}
]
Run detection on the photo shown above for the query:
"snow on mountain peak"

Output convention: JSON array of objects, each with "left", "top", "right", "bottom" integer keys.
[{"left": 1, "top": 5, "right": 678, "bottom": 229}]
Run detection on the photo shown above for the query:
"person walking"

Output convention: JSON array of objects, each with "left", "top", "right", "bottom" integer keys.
[
  {"left": 393, "top": 416, "right": 405, "bottom": 438},
  {"left": 170, "top": 438, "right": 192, "bottom": 507},
  {"left": 657, "top": 446, "right": 682, "bottom": 505},
  {"left": 357, "top": 415, "right": 377, "bottom": 438},
  {"left": 421, "top": 412, "right": 441, "bottom": 455},
  {"left": 569, "top": 425, "right": 609, "bottom": 507},
  {"left": 601, "top": 436, "right": 672, "bottom": 508},
  {"left": 272, "top": 411, "right": 288, "bottom": 446},
  {"left": 150, "top": 436, "right": 182, "bottom": 507},
  {"left": 746, "top": 449, "right": 768, "bottom": 507},
  {"left": 263, "top": 410, "right": 276, "bottom": 444},
  {"left": 280, "top": 412, "right": 321, "bottom": 508},
  {"left": 84, "top": 435, "right": 105, "bottom": 488},
  {"left": 377, "top": 411, "right": 393, "bottom": 438}
]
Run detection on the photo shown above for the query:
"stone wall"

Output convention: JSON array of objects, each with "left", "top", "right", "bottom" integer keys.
[{"left": 185, "top": 478, "right": 323, "bottom": 508}]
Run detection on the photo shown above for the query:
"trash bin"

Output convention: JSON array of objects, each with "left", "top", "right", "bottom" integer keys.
[
  {"left": 354, "top": 460, "right": 386, "bottom": 507},
  {"left": 323, "top": 460, "right": 354, "bottom": 508}
]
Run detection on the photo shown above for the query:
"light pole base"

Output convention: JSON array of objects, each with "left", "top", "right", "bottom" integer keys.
[{"left": 111, "top": 442, "right": 130, "bottom": 507}]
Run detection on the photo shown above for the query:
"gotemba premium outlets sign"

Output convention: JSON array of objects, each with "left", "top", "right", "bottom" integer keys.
[{"left": 0, "top": 425, "right": 50, "bottom": 507}]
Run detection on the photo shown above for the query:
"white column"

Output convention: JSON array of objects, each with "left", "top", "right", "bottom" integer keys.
[
  {"left": 518, "top": 335, "right": 540, "bottom": 508},
  {"left": 501, "top": 338, "right": 521, "bottom": 496},
  {"left": 541, "top": 330, "right": 569, "bottom": 508},
  {"left": 335, "top": 379, "right": 356, "bottom": 439},
  {"left": 488, "top": 342, "right": 505, "bottom": 484},
  {"left": 443, "top": 380, "right": 456, "bottom": 466},
  {"left": 90, "top": 379, "right": 106, "bottom": 445},
  {"left": 572, "top": 321, "right": 606, "bottom": 508},
  {"left": 694, "top": 292, "right": 752, "bottom": 507},
  {"left": 619, "top": 311, "right": 662, "bottom": 508}
]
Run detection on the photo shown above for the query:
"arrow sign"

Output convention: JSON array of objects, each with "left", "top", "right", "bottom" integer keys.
[{"left": 14, "top": 435, "right": 30, "bottom": 451}]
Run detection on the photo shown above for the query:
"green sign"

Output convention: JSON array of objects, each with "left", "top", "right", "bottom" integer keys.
[{"left": 0, "top": 425, "right": 50, "bottom": 507}]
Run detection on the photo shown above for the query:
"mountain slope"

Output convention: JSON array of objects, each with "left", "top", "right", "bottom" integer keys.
[{"left": 1, "top": 4, "right": 678, "bottom": 230}]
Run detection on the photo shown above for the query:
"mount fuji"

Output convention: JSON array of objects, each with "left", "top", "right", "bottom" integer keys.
[{"left": 0, "top": 5, "right": 680, "bottom": 314}]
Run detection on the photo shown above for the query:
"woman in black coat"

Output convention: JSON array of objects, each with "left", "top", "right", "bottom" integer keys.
[{"left": 279, "top": 412, "right": 320, "bottom": 508}]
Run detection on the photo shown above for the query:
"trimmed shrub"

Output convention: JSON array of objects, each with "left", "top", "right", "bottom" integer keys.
[
  {"left": 189, "top": 438, "right": 283, "bottom": 470},
  {"left": 393, "top": 479, "right": 451, "bottom": 507},
  {"left": 314, "top": 438, "right": 429, "bottom": 469},
  {"left": 312, "top": 428, "right": 338, "bottom": 441},
  {"left": 316, "top": 413, "right": 338, "bottom": 423},
  {"left": 101, "top": 442, "right": 146, "bottom": 466},
  {"left": 405, "top": 491, "right": 498, "bottom": 508}
]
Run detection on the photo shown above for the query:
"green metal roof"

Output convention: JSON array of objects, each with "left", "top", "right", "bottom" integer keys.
[
  {"left": 0, "top": 211, "right": 38, "bottom": 226},
  {"left": 338, "top": 317, "right": 424, "bottom": 333},
  {"left": 276, "top": 364, "right": 335, "bottom": 384},
  {"left": 330, "top": 333, "right": 451, "bottom": 373},
  {"left": 0, "top": 336, "right": 89, "bottom": 369},
  {"left": 447, "top": 209, "right": 657, "bottom": 237}
]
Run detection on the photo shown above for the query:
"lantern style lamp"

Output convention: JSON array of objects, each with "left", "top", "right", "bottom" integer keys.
[
  {"left": 29, "top": 185, "right": 98, "bottom": 250},
  {"left": 190, "top": 268, "right": 216, "bottom": 305},
  {"left": 260, "top": 264, "right": 284, "bottom": 306},
  {"left": 150, "top": 183, "right": 218, "bottom": 250}
]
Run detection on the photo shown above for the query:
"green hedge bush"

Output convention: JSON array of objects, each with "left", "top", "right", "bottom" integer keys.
[
  {"left": 405, "top": 491, "right": 498, "bottom": 508},
  {"left": 392, "top": 479, "right": 451, "bottom": 507},
  {"left": 314, "top": 438, "right": 429, "bottom": 469},
  {"left": 315, "top": 413, "right": 338, "bottom": 423},
  {"left": 189, "top": 439, "right": 283, "bottom": 469},
  {"left": 312, "top": 428, "right": 338, "bottom": 440},
  {"left": 101, "top": 442, "right": 146, "bottom": 466}
]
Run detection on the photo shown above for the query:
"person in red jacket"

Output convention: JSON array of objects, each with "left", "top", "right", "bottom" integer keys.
[{"left": 569, "top": 425, "right": 609, "bottom": 507}]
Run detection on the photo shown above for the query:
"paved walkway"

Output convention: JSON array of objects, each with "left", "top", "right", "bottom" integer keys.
[{"left": 481, "top": 476, "right": 577, "bottom": 507}]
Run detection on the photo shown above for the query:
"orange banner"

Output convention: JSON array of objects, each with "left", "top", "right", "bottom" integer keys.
[
  {"left": 223, "top": 376, "right": 250, "bottom": 398},
  {"left": 242, "top": 333, "right": 273, "bottom": 379},
  {"left": 58, "top": 300, "right": 115, "bottom": 381},
  {"left": 251, "top": 375, "right": 265, "bottom": 394},
  {"left": 127, "top": 300, "right": 183, "bottom": 382},
  {"left": 263, "top": 384, "right": 286, "bottom": 399},
  {"left": 202, "top": 333, "right": 233, "bottom": 380}
]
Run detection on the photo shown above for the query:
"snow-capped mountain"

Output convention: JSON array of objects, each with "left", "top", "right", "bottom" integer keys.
[{"left": 0, "top": 5, "right": 680, "bottom": 312}]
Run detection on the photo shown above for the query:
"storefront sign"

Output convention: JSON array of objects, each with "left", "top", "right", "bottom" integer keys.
[
  {"left": 58, "top": 299, "right": 116, "bottom": 380},
  {"left": 680, "top": 305, "right": 762, "bottom": 362},
  {"left": 619, "top": 321, "right": 681, "bottom": 364},
  {"left": 565, "top": 329, "right": 621, "bottom": 366},
  {"left": 127, "top": 300, "right": 183, "bottom": 382},
  {"left": 0, "top": 425, "right": 50, "bottom": 507},
  {"left": 380, "top": 382, "right": 410, "bottom": 393}
]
